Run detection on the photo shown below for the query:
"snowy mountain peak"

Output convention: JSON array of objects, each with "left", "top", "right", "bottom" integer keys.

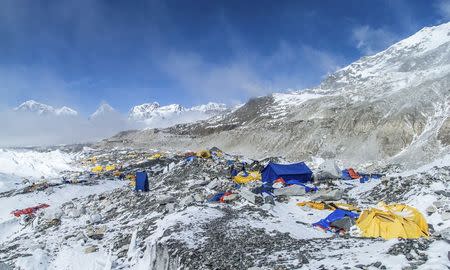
[
  {"left": 316, "top": 21, "right": 450, "bottom": 98},
  {"left": 56, "top": 106, "right": 78, "bottom": 116},
  {"left": 190, "top": 102, "right": 228, "bottom": 114},
  {"left": 90, "top": 103, "right": 116, "bottom": 119},
  {"left": 395, "top": 21, "right": 450, "bottom": 54},
  {"left": 158, "top": 104, "right": 184, "bottom": 113},
  {"left": 15, "top": 100, "right": 55, "bottom": 115},
  {"left": 128, "top": 101, "right": 229, "bottom": 128},
  {"left": 14, "top": 100, "right": 78, "bottom": 116}
]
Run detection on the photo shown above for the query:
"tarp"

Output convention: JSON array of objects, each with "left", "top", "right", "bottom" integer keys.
[
  {"left": 149, "top": 153, "right": 162, "bottom": 160},
  {"left": 357, "top": 202, "right": 429, "bottom": 239},
  {"left": 298, "top": 201, "right": 359, "bottom": 212},
  {"left": 234, "top": 171, "right": 261, "bottom": 184},
  {"left": 313, "top": 209, "right": 359, "bottom": 232},
  {"left": 262, "top": 162, "right": 313, "bottom": 184},
  {"left": 11, "top": 203, "right": 50, "bottom": 217},
  {"left": 105, "top": 165, "right": 116, "bottom": 171},
  {"left": 135, "top": 171, "right": 149, "bottom": 192},
  {"left": 342, "top": 168, "right": 360, "bottom": 180}
]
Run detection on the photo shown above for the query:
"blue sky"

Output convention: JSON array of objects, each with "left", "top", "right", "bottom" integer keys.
[{"left": 0, "top": 0, "right": 449, "bottom": 115}]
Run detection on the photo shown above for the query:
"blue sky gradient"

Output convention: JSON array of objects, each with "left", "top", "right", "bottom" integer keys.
[{"left": 1, "top": 0, "right": 449, "bottom": 115}]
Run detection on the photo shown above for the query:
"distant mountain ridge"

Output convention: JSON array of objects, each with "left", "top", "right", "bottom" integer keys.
[
  {"left": 128, "top": 102, "right": 228, "bottom": 122},
  {"left": 13, "top": 100, "right": 230, "bottom": 128},
  {"left": 15, "top": 100, "right": 78, "bottom": 116}
]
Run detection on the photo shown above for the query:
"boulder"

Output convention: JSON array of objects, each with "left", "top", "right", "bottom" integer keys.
[
  {"left": 441, "top": 212, "right": 450, "bottom": 221},
  {"left": 426, "top": 205, "right": 437, "bottom": 215},
  {"left": 86, "top": 226, "right": 106, "bottom": 240},
  {"left": 239, "top": 188, "right": 263, "bottom": 205},
  {"left": 156, "top": 195, "right": 175, "bottom": 205},
  {"left": 84, "top": 245, "right": 98, "bottom": 254},
  {"left": 180, "top": 195, "right": 195, "bottom": 207},
  {"left": 193, "top": 194, "right": 205, "bottom": 202},
  {"left": 206, "top": 179, "right": 220, "bottom": 190},
  {"left": 433, "top": 201, "right": 445, "bottom": 208},
  {"left": 439, "top": 227, "right": 450, "bottom": 241},
  {"left": 273, "top": 185, "right": 306, "bottom": 196},
  {"left": 311, "top": 189, "right": 343, "bottom": 201},
  {"left": 89, "top": 214, "right": 102, "bottom": 224}
]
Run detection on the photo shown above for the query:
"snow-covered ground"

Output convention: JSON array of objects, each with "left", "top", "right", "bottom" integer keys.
[
  {"left": 0, "top": 148, "right": 449, "bottom": 269},
  {"left": 0, "top": 148, "right": 80, "bottom": 180}
]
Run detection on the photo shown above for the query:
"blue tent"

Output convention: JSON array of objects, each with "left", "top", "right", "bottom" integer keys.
[
  {"left": 262, "top": 162, "right": 313, "bottom": 185},
  {"left": 135, "top": 171, "right": 149, "bottom": 192}
]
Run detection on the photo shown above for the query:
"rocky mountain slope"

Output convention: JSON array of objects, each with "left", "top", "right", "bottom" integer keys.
[{"left": 102, "top": 22, "right": 450, "bottom": 169}]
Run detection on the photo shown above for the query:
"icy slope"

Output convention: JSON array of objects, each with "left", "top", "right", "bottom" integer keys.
[{"left": 0, "top": 149, "right": 80, "bottom": 179}]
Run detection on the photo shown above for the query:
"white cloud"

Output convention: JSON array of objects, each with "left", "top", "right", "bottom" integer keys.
[
  {"left": 352, "top": 25, "right": 398, "bottom": 55},
  {"left": 160, "top": 42, "right": 345, "bottom": 104},
  {"left": 435, "top": 0, "right": 450, "bottom": 20},
  {"left": 160, "top": 52, "right": 266, "bottom": 104},
  {"left": 0, "top": 108, "right": 142, "bottom": 147}
]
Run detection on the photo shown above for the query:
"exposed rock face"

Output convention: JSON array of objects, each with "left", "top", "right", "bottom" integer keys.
[
  {"left": 100, "top": 23, "right": 450, "bottom": 168},
  {"left": 438, "top": 116, "right": 450, "bottom": 145}
]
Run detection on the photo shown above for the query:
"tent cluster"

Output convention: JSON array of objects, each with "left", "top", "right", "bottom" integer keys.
[
  {"left": 299, "top": 201, "right": 429, "bottom": 239},
  {"left": 184, "top": 149, "right": 223, "bottom": 161},
  {"left": 79, "top": 147, "right": 428, "bottom": 241}
]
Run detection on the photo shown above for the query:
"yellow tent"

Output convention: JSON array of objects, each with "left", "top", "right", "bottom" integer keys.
[
  {"left": 233, "top": 171, "right": 261, "bottom": 184},
  {"left": 196, "top": 150, "right": 211, "bottom": 158},
  {"left": 357, "top": 202, "right": 429, "bottom": 239},
  {"left": 149, "top": 153, "right": 162, "bottom": 160},
  {"left": 91, "top": 165, "right": 103, "bottom": 173},
  {"left": 105, "top": 165, "right": 116, "bottom": 171}
]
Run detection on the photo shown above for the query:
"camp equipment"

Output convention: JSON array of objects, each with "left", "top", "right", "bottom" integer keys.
[
  {"left": 149, "top": 153, "right": 162, "bottom": 160},
  {"left": 262, "top": 162, "right": 313, "bottom": 185},
  {"left": 357, "top": 202, "right": 429, "bottom": 239},
  {"left": 298, "top": 201, "right": 360, "bottom": 212},
  {"left": 342, "top": 168, "right": 360, "bottom": 180},
  {"left": 91, "top": 165, "right": 103, "bottom": 173},
  {"left": 313, "top": 209, "right": 359, "bottom": 232},
  {"left": 11, "top": 204, "right": 50, "bottom": 217},
  {"left": 135, "top": 171, "right": 149, "bottom": 192},
  {"left": 196, "top": 150, "right": 211, "bottom": 158},
  {"left": 105, "top": 165, "right": 116, "bottom": 171},
  {"left": 233, "top": 171, "right": 261, "bottom": 184}
]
